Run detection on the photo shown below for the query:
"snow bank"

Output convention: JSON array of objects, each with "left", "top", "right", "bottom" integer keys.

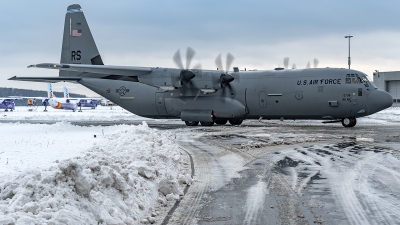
[
  {"left": 0, "top": 106, "right": 144, "bottom": 122},
  {"left": 0, "top": 122, "right": 191, "bottom": 224},
  {"left": 0, "top": 122, "right": 111, "bottom": 181}
]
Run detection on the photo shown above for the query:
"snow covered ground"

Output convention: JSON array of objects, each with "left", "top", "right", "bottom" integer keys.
[
  {"left": 0, "top": 121, "right": 192, "bottom": 224},
  {"left": 0, "top": 105, "right": 153, "bottom": 123}
]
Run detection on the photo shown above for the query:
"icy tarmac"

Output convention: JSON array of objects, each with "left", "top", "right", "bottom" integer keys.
[{"left": 0, "top": 106, "right": 399, "bottom": 224}]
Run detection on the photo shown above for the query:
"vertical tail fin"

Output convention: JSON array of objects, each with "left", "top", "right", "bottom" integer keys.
[
  {"left": 47, "top": 83, "right": 55, "bottom": 98},
  {"left": 60, "top": 4, "right": 103, "bottom": 77},
  {"left": 63, "top": 86, "right": 70, "bottom": 98}
]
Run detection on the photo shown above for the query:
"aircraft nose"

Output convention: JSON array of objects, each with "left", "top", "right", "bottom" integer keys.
[{"left": 368, "top": 90, "right": 393, "bottom": 114}]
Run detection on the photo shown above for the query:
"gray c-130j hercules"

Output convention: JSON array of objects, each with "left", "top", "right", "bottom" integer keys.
[{"left": 10, "top": 4, "right": 393, "bottom": 127}]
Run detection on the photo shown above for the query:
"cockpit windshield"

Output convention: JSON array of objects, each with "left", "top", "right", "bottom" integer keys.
[
  {"left": 358, "top": 76, "right": 369, "bottom": 83},
  {"left": 346, "top": 73, "right": 374, "bottom": 88}
]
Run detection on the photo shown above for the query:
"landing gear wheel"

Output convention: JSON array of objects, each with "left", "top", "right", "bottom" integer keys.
[
  {"left": 185, "top": 121, "right": 199, "bottom": 126},
  {"left": 229, "top": 119, "right": 243, "bottom": 125},
  {"left": 341, "top": 117, "right": 356, "bottom": 128},
  {"left": 200, "top": 121, "right": 214, "bottom": 126},
  {"left": 350, "top": 117, "right": 357, "bottom": 126},
  {"left": 214, "top": 119, "right": 228, "bottom": 125}
]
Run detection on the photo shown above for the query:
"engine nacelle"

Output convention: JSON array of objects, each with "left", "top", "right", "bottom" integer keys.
[
  {"left": 138, "top": 68, "right": 231, "bottom": 93},
  {"left": 138, "top": 67, "right": 182, "bottom": 90}
]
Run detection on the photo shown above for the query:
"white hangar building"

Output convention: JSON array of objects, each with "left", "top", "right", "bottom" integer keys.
[{"left": 373, "top": 71, "right": 400, "bottom": 107}]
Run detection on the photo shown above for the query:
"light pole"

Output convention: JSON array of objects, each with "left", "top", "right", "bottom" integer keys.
[{"left": 345, "top": 34, "right": 353, "bottom": 69}]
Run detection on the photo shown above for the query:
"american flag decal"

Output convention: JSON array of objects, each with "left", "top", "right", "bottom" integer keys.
[{"left": 72, "top": 29, "right": 82, "bottom": 37}]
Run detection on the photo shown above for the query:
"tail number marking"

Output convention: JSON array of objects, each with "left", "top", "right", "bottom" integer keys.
[{"left": 71, "top": 50, "right": 81, "bottom": 61}]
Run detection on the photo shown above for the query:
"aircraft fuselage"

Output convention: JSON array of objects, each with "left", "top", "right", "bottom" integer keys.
[{"left": 78, "top": 67, "right": 392, "bottom": 122}]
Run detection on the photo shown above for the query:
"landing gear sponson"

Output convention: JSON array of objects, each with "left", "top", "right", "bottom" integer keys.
[
  {"left": 188, "top": 118, "right": 357, "bottom": 127},
  {"left": 185, "top": 119, "right": 243, "bottom": 126}
]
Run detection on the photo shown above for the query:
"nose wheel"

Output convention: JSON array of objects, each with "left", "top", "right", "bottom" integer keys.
[{"left": 341, "top": 117, "right": 357, "bottom": 127}]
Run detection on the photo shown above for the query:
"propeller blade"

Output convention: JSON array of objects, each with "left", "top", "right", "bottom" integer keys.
[
  {"left": 221, "top": 82, "right": 235, "bottom": 97},
  {"left": 193, "top": 89, "right": 201, "bottom": 101},
  {"left": 292, "top": 63, "right": 297, "bottom": 69},
  {"left": 215, "top": 53, "right": 223, "bottom": 71},
  {"left": 225, "top": 53, "right": 235, "bottom": 73},
  {"left": 227, "top": 83, "right": 234, "bottom": 95},
  {"left": 314, "top": 58, "right": 319, "bottom": 68},
  {"left": 193, "top": 63, "right": 202, "bottom": 71},
  {"left": 186, "top": 47, "right": 196, "bottom": 70},
  {"left": 283, "top": 57, "right": 290, "bottom": 69},
  {"left": 173, "top": 49, "right": 184, "bottom": 70},
  {"left": 306, "top": 61, "right": 310, "bottom": 69}
]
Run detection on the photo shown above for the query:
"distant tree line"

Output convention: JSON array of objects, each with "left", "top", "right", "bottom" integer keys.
[{"left": 0, "top": 87, "right": 86, "bottom": 106}]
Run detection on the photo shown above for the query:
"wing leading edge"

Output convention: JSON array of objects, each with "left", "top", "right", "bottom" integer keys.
[
  {"left": 28, "top": 63, "right": 152, "bottom": 76},
  {"left": 8, "top": 76, "right": 81, "bottom": 83}
]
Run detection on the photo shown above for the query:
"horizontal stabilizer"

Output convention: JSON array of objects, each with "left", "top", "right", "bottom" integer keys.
[
  {"left": 8, "top": 76, "right": 81, "bottom": 83},
  {"left": 29, "top": 63, "right": 152, "bottom": 76}
]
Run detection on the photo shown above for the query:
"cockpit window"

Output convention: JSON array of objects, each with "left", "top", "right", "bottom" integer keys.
[
  {"left": 346, "top": 73, "right": 372, "bottom": 87},
  {"left": 357, "top": 76, "right": 369, "bottom": 83}
]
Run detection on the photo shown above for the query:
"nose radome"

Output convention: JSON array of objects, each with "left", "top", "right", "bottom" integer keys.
[{"left": 368, "top": 90, "right": 393, "bottom": 114}]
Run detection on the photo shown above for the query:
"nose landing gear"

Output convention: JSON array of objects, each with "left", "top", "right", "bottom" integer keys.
[{"left": 341, "top": 117, "right": 357, "bottom": 127}]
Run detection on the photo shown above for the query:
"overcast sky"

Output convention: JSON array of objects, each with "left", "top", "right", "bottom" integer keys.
[{"left": 1, "top": 1, "right": 400, "bottom": 96}]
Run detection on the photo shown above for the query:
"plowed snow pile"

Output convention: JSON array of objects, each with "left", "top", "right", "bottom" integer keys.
[{"left": 0, "top": 122, "right": 190, "bottom": 224}]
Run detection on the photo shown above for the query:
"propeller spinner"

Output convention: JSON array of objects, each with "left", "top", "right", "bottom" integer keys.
[
  {"left": 173, "top": 47, "right": 201, "bottom": 85},
  {"left": 215, "top": 53, "right": 235, "bottom": 88}
]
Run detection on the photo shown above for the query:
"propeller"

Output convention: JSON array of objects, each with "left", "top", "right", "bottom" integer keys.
[
  {"left": 283, "top": 57, "right": 290, "bottom": 69},
  {"left": 283, "top": 57, "right": 297, "bottom": 69},
  {"left": 215, "top": 53, "right": 235, "bottom": 94},
  {"left": 313, "top": 58, "right": 319, "bottom": 68},
  {"left": 173, "top": 47, "right": 201, "bottom": 85},
  {"left": 306, "top": 61, "right": 310, "bottom": 69},
  {"left": 305, "top": 58, "right": 320, "bottom": 69}
]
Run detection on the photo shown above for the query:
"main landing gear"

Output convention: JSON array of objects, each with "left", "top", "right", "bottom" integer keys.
[
  {"left": 184, "top": 119, "right": 243, "bottom": 126},
  {"left": 185, "top": 121, "right": 199, "bottom": 126},
  {"left": 341, "top": 117, "right": 357, "bottom": 128}
]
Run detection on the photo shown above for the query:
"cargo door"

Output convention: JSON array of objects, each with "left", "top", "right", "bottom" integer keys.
[{"left": 245, "top": 88, "right": 267, "bottom": 116}]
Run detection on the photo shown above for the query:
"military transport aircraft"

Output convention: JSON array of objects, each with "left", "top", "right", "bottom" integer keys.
[{"left": 9, "top": 4, "right": 393, "bottom": 127}]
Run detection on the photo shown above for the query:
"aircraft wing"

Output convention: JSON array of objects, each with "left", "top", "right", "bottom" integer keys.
[
  {"left": 28, "top": 63, "right": 152, "bottom": 76},
  {"left": 8, "top": 76, "right": 81, "bottom": 83},
  {"left": 0, "top": 97, "right": 23, "bottom": 101},
  {"left": 78, "top": 97, "right": 103, "bottom": 101},
  {"left": 6, "top": 95, "right": 49, "bottom": 101}
]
